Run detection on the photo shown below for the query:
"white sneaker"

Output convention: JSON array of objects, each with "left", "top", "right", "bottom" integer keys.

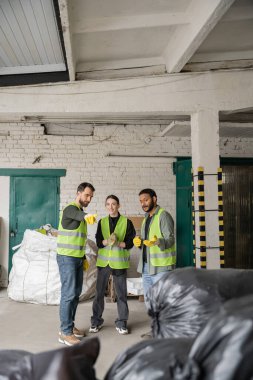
[
  {"left": 116, "top": 327, "right": 128, "bottom": 335},
  {"left": 89, "top": 325, "right": 103, "bottom": 333}
]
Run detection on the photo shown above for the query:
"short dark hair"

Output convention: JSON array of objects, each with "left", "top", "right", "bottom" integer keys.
[
  {"left": 105, "top": 194, "right": 120, "bottom": 204},
  {"left": 77, "top": 182, "right": 95, "bottom": 193},
  {"left": 139, "top": 188, "right": 157, "bottom": 198}
]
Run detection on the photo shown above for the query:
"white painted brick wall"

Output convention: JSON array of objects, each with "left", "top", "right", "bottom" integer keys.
[
  {"left": 0, "top": 122, "right": 253, "bottom": 282},
  {"left": 0, "top": 123, "right": 252, "bottom": 223}
]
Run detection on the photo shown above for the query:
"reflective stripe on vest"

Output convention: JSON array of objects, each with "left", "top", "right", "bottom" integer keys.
[
  {"left": 141, "top": 208, "right": 176, "bottom": 267},
  {"left": 57, "top": 202, "right": 87, "bottom": 258},
  {"left": 96, "top": 215, "right": 130, "bottom": 269}
]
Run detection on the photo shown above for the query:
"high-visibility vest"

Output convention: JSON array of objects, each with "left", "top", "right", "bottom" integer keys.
[
  {"left": 141, "top": 208, "right": 176, "bottom": 267},
  {"left": 96, "top": 215, "right": 130, "bottom": 269},
  {"left": 57, "top": 202, "right": 87, "bottom": 258}
]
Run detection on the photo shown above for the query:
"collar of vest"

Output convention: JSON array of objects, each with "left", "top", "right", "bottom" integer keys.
[
  {"left": 144, "top": 205, "right": 161, "bottom": 219},
  {"left": 69, "top": 201, "right": 82, "bottom": 210}
]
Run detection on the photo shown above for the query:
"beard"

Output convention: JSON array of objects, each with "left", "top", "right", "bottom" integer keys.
[
  {"left": 142, "top": 199, "right": 155, "bottom": 213},
  {"left": 79, "top": 200, "right": 89, "bottom": 208}
]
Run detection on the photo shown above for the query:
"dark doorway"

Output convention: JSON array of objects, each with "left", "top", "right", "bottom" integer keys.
[{"left": 222, "top": 165, "right": 253, "bottom": 268}]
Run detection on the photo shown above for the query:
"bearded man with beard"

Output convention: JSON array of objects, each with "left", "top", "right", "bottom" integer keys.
[
  {"left": 57, "top": 182, "right": 96, "bottom": 346},
  {"left": 133, "top": 188, "right": 176, "bottom": 308}
]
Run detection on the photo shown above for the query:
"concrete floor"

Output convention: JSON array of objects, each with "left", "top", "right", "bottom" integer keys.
[{"left": 0, "top": 289, "right": 151, "bottom": 379}]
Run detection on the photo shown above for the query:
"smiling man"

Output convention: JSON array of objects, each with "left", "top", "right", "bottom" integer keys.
[
  {"left": 57, "top": 182, "right": 96, "bottom": 346},
  {"left": 133, "top": 188, "right": 176, "bottom": 307}
]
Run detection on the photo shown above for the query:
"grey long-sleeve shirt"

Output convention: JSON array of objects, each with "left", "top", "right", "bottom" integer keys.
[
  {"left": 61, "top": 204, "right": 87, "bottom": 230},
  {"left": 137, "top": 205, "right": 176, "bottom": 275}
]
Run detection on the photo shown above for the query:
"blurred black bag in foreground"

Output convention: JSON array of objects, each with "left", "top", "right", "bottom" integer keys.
[
  {"left": 173, "top": 295, "right": 253, "bottom": 380},
  {"left": 104, "top": 338, "right": 194, "bottom": 380},
  {"left": 105, "top": 295, "right": 253, "bottom": 380},
  {"left": 147, "top": 267, "right": 253, "bottom": 338},
  {"left": 0, "top": 337, "right": 99, "bottom": 380}
]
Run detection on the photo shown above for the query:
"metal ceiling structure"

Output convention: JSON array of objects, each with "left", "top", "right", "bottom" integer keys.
[
  {"left": 0, "top": 0, "right": 253, "bottom": 134},
  {"left": 0, "top": 0, "right": 65, "bottom": 75}
]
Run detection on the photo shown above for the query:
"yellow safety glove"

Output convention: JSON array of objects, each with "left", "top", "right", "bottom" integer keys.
[
  {"left": 83, "top": 258, "right": 89, "bottom": 271},
  {"left": 143, "top": 235, "right": 158, "bottom": 247},
  {"left": 133, "top": 236, "right": 142, "bottom": 247},
  {"left": 84, "top": 214, "right": 97, "bottom": 225}
]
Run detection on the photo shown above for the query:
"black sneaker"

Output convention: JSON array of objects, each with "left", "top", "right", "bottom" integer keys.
[
  {"left": 89, "top": 325, "right": 102, "bottom": 333},
  {"left": 116, "top": 326, "right": 128, "bottom": 335}
]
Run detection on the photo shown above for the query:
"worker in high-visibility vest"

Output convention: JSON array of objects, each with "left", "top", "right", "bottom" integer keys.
[
  {"left": 133, "top": 188, "right": 176, "bottom": 309},
  {"left": 57, "top": 182, "right": 97, "bottom": 346},
  {"left": 89, "top": 195, "right": 135, "bottom": 335}
]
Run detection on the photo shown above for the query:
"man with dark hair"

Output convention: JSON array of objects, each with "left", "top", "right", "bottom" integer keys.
[
  {"left": 133, "top": 188, "right": 176, "bottom": 306},
  {"left": 89, "top": 194, "right": 135, "bottom": 335},
  {"left": 57, "top": 182, "right": 97, "bottom": 346}
]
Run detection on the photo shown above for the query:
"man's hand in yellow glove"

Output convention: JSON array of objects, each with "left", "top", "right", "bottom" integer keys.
[
  {"left": 143, "top": 235, "right": 159, "bottom": 247},
  {"left": 84, "top": 214, "right": 97, "bottom": 225},
  {"left": 133, "top": 236, "right": 142, "bottom": 247}
]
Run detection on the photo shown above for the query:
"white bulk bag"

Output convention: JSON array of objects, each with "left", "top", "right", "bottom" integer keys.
[{"left": 8, "top": 230, "right": 97, "bottom": 305}]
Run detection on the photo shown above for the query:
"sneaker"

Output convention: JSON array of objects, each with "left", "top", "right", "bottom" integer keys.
[
  {"left": 89, "top": 325, "right": 102, "bottom": 333},
  {"left": 116, "top": 326, "right": 128, "bottom": 335},
  {"left": 58, "top": 332, "right": 80, "bottom": 346},
  {"left": 73, "top": 326, "right": 85, "bottom": 338}
]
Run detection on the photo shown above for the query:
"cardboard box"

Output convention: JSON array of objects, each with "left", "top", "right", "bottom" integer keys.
[{"left": 127, "top": 216, "right": 144, "bottom": 234}]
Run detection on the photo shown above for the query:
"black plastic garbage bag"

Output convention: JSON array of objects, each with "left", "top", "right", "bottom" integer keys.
[
  {"left": 0, "top": 337, "right": 99, "bottom": 380},
  {"left": 0, "top": 350, "right": 30, "bottom": 379},
  {"left": 104, "top": 337, "right": 194, "bottom": 380},
  {"left": 105, "top": 295, "right": 253, "bottom": 380},
  {"left": 173, "top": 295, "right": 253, "bottom": 380},
  {"left": 147, "top": 267, "right": 253, "bottom": 338}
]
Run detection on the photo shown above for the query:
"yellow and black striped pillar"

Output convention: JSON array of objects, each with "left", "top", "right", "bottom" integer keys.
[
  {"left": 198, "top": 167, "right": 206, "bottom": 268},
  {"left": 191, "top": 169, "right": 196, "bottom": 266},
  {"left": 217, "top": 168, "right": 225, "bottom": 268}
]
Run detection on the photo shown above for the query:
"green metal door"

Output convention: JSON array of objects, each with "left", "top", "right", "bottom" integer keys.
[
  {"left": 173, "top": 159, "right": 194, "bottom": 267},
  {"left": 9, "top": 176, "right": 60, "bottom": 271}
]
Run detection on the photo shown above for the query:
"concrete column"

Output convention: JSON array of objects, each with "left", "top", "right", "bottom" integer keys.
[
  {"left": 191, "top": 109, "right": 220, "bottom": 269},
  {"left": 0, "top": 177, "right": 10, "bottom": 286}
]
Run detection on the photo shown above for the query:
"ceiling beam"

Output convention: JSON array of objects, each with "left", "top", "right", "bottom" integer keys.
[
  {"left": 0, "top": 70, "right": 252, "bottom": 117},
  {"left": 72, "top": 13, "right": 188, "bottom": 34},
  {"left": 158, "top": 121, "right": 253, "bottom": 138},
  {"left": 222, "top": 6, "right": 253, "bottom": 22},
  {"left": 159, "top": 121, "right": 190, "bottom": 137},
  {"left": 183, "top": 59, "right": 253, "bottom": 73},
  {"left": 163, "top": 0, "right": 236, "bottom": 73},
  {"left": 58, "top": 0, "right": 76, "bottom": 81},
  {"left": 190, "top": 50, "right": 253, "bottom": 64},
  {"left": 76, "top": 65, "right": 166, "bottom": 80},
  {"left": 76, "top": 56, "right": 164, "bottom": 73}
]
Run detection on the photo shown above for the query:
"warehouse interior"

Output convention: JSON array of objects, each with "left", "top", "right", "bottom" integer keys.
[{"left": 0, "top": 0, "right": 253, "bottom": 379}]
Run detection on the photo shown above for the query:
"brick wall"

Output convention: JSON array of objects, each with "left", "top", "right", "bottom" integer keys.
[
  {"left": 0, "top": 123, "right": 253, "bottom": 284},
  {"left": 0, "top": 123, "right": 253, "bottom": 219}
]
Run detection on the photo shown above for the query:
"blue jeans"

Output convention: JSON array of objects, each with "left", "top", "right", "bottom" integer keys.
[
  {"left": 142, "top": 263, "right": 166, "bottom": 307},
  {"left": 57, "top": 254, "right": 84, "bottom": 335}
]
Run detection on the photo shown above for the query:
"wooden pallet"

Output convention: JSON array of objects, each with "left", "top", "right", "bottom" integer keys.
[{"left": 106, "top": 274, "right": 144, "bottom": 302}]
